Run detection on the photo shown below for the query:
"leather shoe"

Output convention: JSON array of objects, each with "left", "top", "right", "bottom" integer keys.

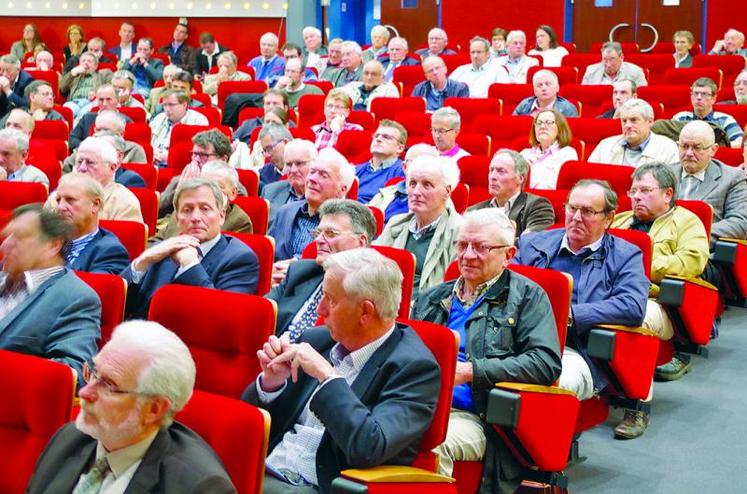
[
  {"left": 614, "top": 409, "right": 649, "bottom": 440},
  {"left": 654, "top": 354, "right": 692, "bottom": 382}
]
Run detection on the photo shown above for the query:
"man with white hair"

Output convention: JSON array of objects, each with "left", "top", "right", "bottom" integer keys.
[
  {"left": 708, "top": 28, "right": 747, "bottom": 58},
  {"left": 412, "top": 208, "right": 561, "bottom": 491},
  {"left": 27, "top": 321, "right": 237, "bottom": 493},
  {"left": 413, "top": 57, "right": 469, "bottom": 112},
  {"left": 48, "top": 136, "right": 143, "bottom": 222},
  {"left": 380, "top": 37, "right": 419, "bottom": 82},
  {"left": 0, "top": 128, "right": 49, "bottom": 186},
  {"left": 262, "top": 139, "right": 317, "bottom": 215},
  {"left": 320, "top": 38, "right": 344, "bottom": 81},
  {"left": 375, "top": 155, "right": 462, "bottom": 295},
  {"left": 329, "top": 41, "right": 365, "bottom": 87},
  {"left": 245, "top": 248, "right": 440, "bottom": 494},
  {"left": 302, "top": 26, "right": 327, "bottom": 72},
  {"left": 513, "top": 69, "right": 579, "bottom": 117},
  {"left": 589, "top": 98, "right": 679, "bottom": 166},
  {"left": 582, "top": 41, "right": 648, "bottom": 87},
  {"left": 449, "top": 36, "right": 509, "bottom": 98},
  {"left": 339, "top": 59, "right": 399, "bottom": 111},
  {"left": 0, "top": 54, "right": 34, "bottom": 118},
  {"left": 721, "top": 70, "right": 747, "bottom": 105},
  {"left": 248, "top": 32, "right": 285, "bottom": 84},
  {"left": 495, "top": 31, "right": 540, "bottom": 84},
  {"left": 415, "top": 27, "right": 458, "bottom": 59},
  {"left": 34, "top": 50, "right": 55, "bottom": 71},
  {"left": 431, "top": 107, "right": 471, "bottom": 160},
  {"left": 362, "top": 25, "right": 390, "bottom": 62}
]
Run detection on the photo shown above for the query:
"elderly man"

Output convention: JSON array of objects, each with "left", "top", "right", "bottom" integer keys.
[
  {"left": 154, "top": 161, "right": 253, "bottom": 242},
  {"left": 673, "top": 120, "right": 747, "bottom": 241},
  {"left": 413, "top": 56, "right": 469, "bottom": 112},
  {"left": 55, "top": 173, "right": 130, "bottom": 274},
  {"left": 375, "top": 156, "right": 462, "bottom": 295},
  {"left": 598, "top": 79, "right": 638, "bottom": 119},
  {"left": 708, "top": 28, "right": 747, "bottom": 58},
  {"left": 262, "top": 139, "right": 317, "bottom": 215},
  {"left": 258, "top": 123, "right": 293, "bottom": 186},
  {"left": 329, "top": 41, "right": 365, "bottom": 87},
  {"left": 158, "top": 22, "right": 197, "bottom": 73},
  {"left": 311, "top": 89, "right": 363, "bottom": 150},
  {"left": 34, "top": 50, "right": 55, "bottom": 71},
  {"left": 109, "top": 22, "right": 137, "bottom": 61},
  {"left": 362, "top": 25, "right": 390, "bottom": 62},
  {"left": 380, "top": 37, "right": 419, "bottom": 82},
  {"left": 301, "top": 26, "right": 326, "bottom": 72},
  {"left": 721, "top": 70, "right": 747, "bottom": 105},
  {"left": 449, "top": 37, "right": 510, "bottom": 98},
  {"left": 276, "top": 58, "right": 324, "bottom": 110},
  {"left": 415, "top": 27, "right": 458, "bottom": 59},
  {"left": 0, "top": 128, "right": 49, "bottom": 186},
  {"left": 60, "top": 52, "right": 111, "bottom": 117},
  {"left": 112, "top": 69, "right": 148, "bottom": 112},
  {"left": 672, "top": 77, "right": 744, "bottom": 148},
  {"left": 268, "top": 199, "right": 376, "bottom": 336},
  {"left": 195, "top": 32, "right": 230, "bottom": 78},
  {"left": 412, "top": 208, "right": 561, "bottom": 489},
  {"left": 63, "top": 36, "right": 113, "bottom": 73},
  {"left": 515, "top": 180, "right": 650, "bottom": 439},
  {"left": 97, "top": 133, "right": 148, "bottom": 188},
  {"left": 248, "top": 32, "right": 285, "bottom": 84},
  {"left": 319, "top": 39, "right": 344, "bottom": 81},
  {"left": 513, "top": 69, "right": 578, "bottom": 117},
  {"left": 50, "top": 136, "right": 143, "bottom": 222},
  {"left": 495, "top": 31, "right": 540, "bottom": 84},
  {"left": 0, "top": 54, "right": 34, "bottom": 118},
  {"left": 3, "top": 108, "right": 36, "bottom": 135},
  {"left": 203, "top": 51, "right": 251, "bottom": 106},
  {"left": 270, "top": 147, "right": 355, "bottom": 263},
  {"left": 23, "top": 81, "right": 65, "bottom": 123},
  {"left": 150, "top": 89, "right": 209, "bottom": 166},
  {"left": 354, "top": 119, "right": 406, "bottom": 203},
  {"left": 582, "top": 42, "right": 648, "bottom": 87},
  {"left": 122, "top": 38, "right": 165, "bottom": 96},
  {"left": 431, "top": 106, "right": 471, "bottom": 160},
  {"left": 122, "top": 178, "right": 259, "bottom": 318},
  {"left": 340, "top": 60, "right": 399, "bottom": 111},
  {"left": 469, "top": 149, "right": 555, "bottom": 235},
  {"left": 68, "top": 84, "right": 133, "bottom": 151},
  {"left": 245, "top": 248, "right": 440, "bottom": 494},
  {"left": 0, "top": 204, "right": 100, "bottom": 385},
  {"left": 589, "top": 98, "right": 679, "bottom": 166},
  {"left": 27, "top": 321, "right": 237, "bottom": 493}
]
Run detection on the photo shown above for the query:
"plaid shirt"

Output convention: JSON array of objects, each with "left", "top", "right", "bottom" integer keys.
[{"left": 311, "top": 121, "right": 363, "bottom": 150}]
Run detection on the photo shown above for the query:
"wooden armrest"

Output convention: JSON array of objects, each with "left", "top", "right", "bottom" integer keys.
[
  {"left": 663, "top": 275, "right": 717, "bottom": 291},
  {"left": 340, "top": 465, "right": 455, "bottom": 483},
  {"left": 595, "top": 324, "right": 659, "bottom": 338},
  {"left": 495, "top": 382, "right": 576, "bottom": 396},
  {"left": 718, "top": 238, "right": 747, "bottom": 246}
]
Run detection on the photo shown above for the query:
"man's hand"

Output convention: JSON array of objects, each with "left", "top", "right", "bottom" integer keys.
[
  {"left": 269, "top": 342, "right": 335, "bottom": 383},
  {"left": 711, "top": 39, "right": 725, "bottom": 53},
  {"left": 330, "top": 114, "right": 346, "bottom": 132},
  {"left": 132, "top": 235, "right": 200, "bottom": 271},
  {"left": 275, "top": 75, "right": 291, "bottom": 89},
  {"left": 257, "top": 334, "right": 293, "bottom": 391},
  {"left": 271, "top": 258, "right": 297, "bottom": 286},
  {"left": 454, "top": 361, "right": 474, "bottom": 387},
  {"left": 71, "top": 65, "right": 86, "bottom": 76},
  {"left": 37, "top": 60, "right": 50, "bottom": 71},
  {"left": 0, "top": 167, "right": 7, "bottom": 180},
  {"left": 179, "top": 161, "right": 201, "bottom": 183},
  {"left": 0, "top": 75, "right": 10, "bottom": 93},
  {"left": 171, "top": 245, "right": 200, "bottom": 267}
]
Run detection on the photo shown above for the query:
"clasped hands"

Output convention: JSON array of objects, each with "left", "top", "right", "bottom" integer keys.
[
  {"left": 258, "top": 334, "right": 335, "bottom": 392},
  {"left": 133, "top": 235, "right": 201, "bottom": 272}
]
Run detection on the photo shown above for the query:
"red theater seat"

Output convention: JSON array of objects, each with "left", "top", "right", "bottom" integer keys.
[
  {"left": 527, "top": 65, "right": 579, "bottom": 85},
  {"left": 121, "top": 162, "right": 158, "bottom": 190},
  {"left": 31, "top": 119, "right": 68, "bottom": 140},
  {"left": 665, "top": 67, "right": 723, "bottom": 90},
  {"left": 100, "top": 219, "right": 147, "bottom": 260},
  {"left": 75, "top": 271, "right": 127, "bottom": 345},
  {"left": 394, "top": 65, "right": 426, "bottom": 97},
  {"left": 457, "top": 155, "right": 490, "bottom": 205},
  {"left": 590, "top": 41, "right": 639, "bottom": 54},
  {"left": 556, "top": 160, "right": 635, "bottom": 196},
  {"left": 130, "top": 187, "right": 158, "bottom": 237},
  {"left": 233, "top": 196, "right": 269, "bottom": 236},
  {"left": 370, "top": 96, "right": 426, "bottom": 122},
  {"left": 443, "top": 97, "right": 502, "bottom": 122},
  {"left": 223, "top": 232, "right": 275, "bottom": 296},
  {"left": 336, "top": 130, "right": 373, "bottom": 164},
  {"left": 0, "top": 181, "right": 48, "bottom": 209}
]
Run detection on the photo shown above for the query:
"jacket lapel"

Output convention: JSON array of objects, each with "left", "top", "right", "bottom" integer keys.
[
  {"left": 693, "top": 161, "right": 721, "bottom": 200},
  {"left": 199, "top": 234, "right": 228, "bottom": 273},
  {"left": 349, "top": 327, "right": 403, "bottom": 399},
  {"left": 0, "top": 269, "right": 66, "bottom": 336},
  {"left": 123, "top": 428, "right": 169, "bottom": 494},
  {"left": 41, "top": 439, "right": 97, "bottom": 493}
]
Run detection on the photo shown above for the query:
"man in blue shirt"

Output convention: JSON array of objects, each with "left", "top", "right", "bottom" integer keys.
[
  {"left": 247, "top": 32, "right": 285, "bottom": 86},
  {"left": 355, "top": 120, "right": 406, "bottom": 203},
  {"left": 412, "top": 56, "right": 469, "bottom": 112}
]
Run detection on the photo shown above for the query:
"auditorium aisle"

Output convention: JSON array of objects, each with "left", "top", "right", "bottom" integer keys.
[{"left": 568, "top": 306, "right": 747, "bottom": 493}]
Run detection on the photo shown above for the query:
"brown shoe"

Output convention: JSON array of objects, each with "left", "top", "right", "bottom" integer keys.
[{"left": 614, "top": 409, "right": 649, "bottom": 440}]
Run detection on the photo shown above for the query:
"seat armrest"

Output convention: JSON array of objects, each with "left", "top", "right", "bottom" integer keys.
[
  {"left": 495, "top": 382, "right": 575, "bottom": 395},
  {"left": 339, "top": 465, "right": 455, "bottom": 484},
  {"left": 663, "top": 274, "right": 717, "bottom": 291}
]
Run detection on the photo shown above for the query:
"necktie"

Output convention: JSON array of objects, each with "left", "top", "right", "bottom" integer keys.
[
  {"left": 260, "top": 60, "right": 270, "bottom": 80},
  {"left": 680, "top": 174, "right": 699, "bottom": 199},
  {"left": 287, "top": 286, "right": 324, "bottom": 342},
  {"left": 73, "top": 457, "right": 110, "bottom": 494},
  {"left": 384, "top": 63, "right": 396, "bottom": 82}
]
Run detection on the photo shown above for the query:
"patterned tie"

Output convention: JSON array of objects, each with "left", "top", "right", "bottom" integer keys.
[
  {"left": 73, "top": 457, "right": 110, "bottom": 494},
  {"left": 680, "top": 174, "right": 699, "bottom": 199},
  {"left": 287, "top": 287, "right": 324, "bottom": 342}
]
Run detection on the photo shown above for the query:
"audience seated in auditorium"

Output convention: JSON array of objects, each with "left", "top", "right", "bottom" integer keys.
[
  {"left": 513, "top": 69, "right": 579, "bottom": 117},
  {"left": 27, "top": 321, "right": 237, "bottom": 493},
  {"left": 413, "top": 56, "right": 470, "bottom": 112},
  {"left": 0, "top": 54, "right": 34, "bottom": 118},
  {"left": 63, "top": 36, "right": 113, "bottom": 74},
  {"left": 449, "top": 36, "right": 509, "bottom": 98},
  {"left": 150, "top": 89, "right": 209, "bottom": 166},
  {"left": 248, "top": 32, "right": 285, "bottom": 85},
  {"left": 275, "top": 58, "right": 324, "bottom": 110},
  {"left": 157, "top": 22, "right": 197, "bottom": 73},
  {"left": 302, "top": 26, "right": 328, "bottom": 72},
  {"left": 490, "top": 27, "right": 508, "bottom": 58},
  {"left": 49, "top": 136, "right": 143, "bottom": 222},
  {"left": 151, "top": 70, "right": 204, "bottom": 116},
  {"left": 109, "top": 22, "right": 137, "bottom": 61},
  {"left": 380, "top": 36, "right": 419, "bottom": 82},
  {"left": 708, "top": 28, "right": 747, "bottom": 58},
  {"left": 469, "top": 149, "right": 556, "bottom": 235},
  {"left": 495, "top": 30, "right": 540, "bottom": 84},
  {"left": 0, "top": 128, "right": 49, "bottom": 187},
  {"left": 339, "top": 60, "right": 399, "bottom": 112},
  {"left": 672, "top": 78, "right": 744, "bottom": 148},
  {"left": 281, "top": 42, "right": 319, "bottom": 82},
  {"left": 268, "top": 199, "right": 375, "bottom": 336},
  {"left": 673, "top": 30, "right": 695, "bottom": 68},
  {"left": 355, "top": 119, "right": 407, "bottom": 203},
  {"left": 203, "top": 51, "right": 252, "bottom": 106},
  {"left": 720, "top": 70, "right": 747, "bottom": 105},
  {"left": 528, "top": 24, "right": 569, "bottom": 67},
  {"left": 431, "top": 106, "right": 471, "bottom": 159},
  {"left": 122, "top": 38, "right": 165, "bottom": 97},
  {"left": 521, "top": 109, "right": 578, "bottom": 189},
  {"left": 55, "top": 173, "right": 130, "bottom": 274},
  {"left": 262, "top": 139, "right": 317, "bottom": 217},
  {"left": 233, "top": 88, "right": 293, "bottom": 143},
  {"left": 362, "top": 25, "right": 390, "bottom": 62},
  {"left": 374, "top": 155, "right": 462, "bottom": 296},
  {"left": 0, "top": 204, "right": 100, "bottom": 386},
  {"left": 258, "top": 123, "right": 293, "bottom": 186},
  {"left": 311, "top": 89, "right": 364, "bottom": 149},
  {"left": 415, "top": 27, "right": 458, "bottom": 59},
  {"left": 245, "top": 247, "right": 440, "bottom": 494},
  {"left": 60, "top": 52, "right": 112, "bottom": 118},
  {"left": 370, "top": 143, "right": 439, "bottom": 223},
  {"left": 9, "top": 24, "right": 46, "bottom": 61},
  {"left": 145, "top": 64, "right": 182, "bottom": 113},
  {"left": 412, "top": 208, "right": 561, "bottom": 491},
  {"left": 581, "top": 41, "right": 648, "bottom": 87},
  {"left": 515, "top": 180, "right": 650, "bottom": 438},
  {"left": 195, "top": 31, "right": 230, "bottom": 79},
  {"left": 328, "top": 41, "right": 365, "bottom": 88},
  {"left": 589, "top": 99, "right": 679, "bottom": 166},
  {"left": 122, "top": 178, "right": 259, "bottom": 318},
  {"left": 319, "top": 38, "right": 343, "bottom": 81},
  {"left": 68, "top": 85, "right": 133, "bottom": 151},
  {"left": 598, "top": 79, "right": 638, "bottom": 119}
]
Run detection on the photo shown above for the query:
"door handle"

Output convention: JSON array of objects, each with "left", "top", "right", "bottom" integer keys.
[
  {"left": 639, "top": 23, "right": 659, "bottom": 53},
  {"left": 608, "top": 23, "right": 631, "bottom": 43}
]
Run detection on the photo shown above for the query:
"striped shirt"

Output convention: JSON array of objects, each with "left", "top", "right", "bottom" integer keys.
[
  {"left": 672, "top": 110, "right": 744, "bottom": 144},
  {"left": 0, "top": 266, "right": 65, "bottom": 320},
  {"left": 66, "top": 229, "right": 99, "bottom": 266}
]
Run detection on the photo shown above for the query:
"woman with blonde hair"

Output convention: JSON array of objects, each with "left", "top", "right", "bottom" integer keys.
[{"left": 64, "top": 24, "right": 87, "bottom": 61}]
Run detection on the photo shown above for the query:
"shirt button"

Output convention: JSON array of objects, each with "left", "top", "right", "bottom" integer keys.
[{"left": 508, "top": 317, "right": 515, "bottom": 325}]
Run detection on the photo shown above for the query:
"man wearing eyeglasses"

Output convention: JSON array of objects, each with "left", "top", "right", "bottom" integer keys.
[
  {"left": 354, "top": 120, "right": 406, "bottom": 204},
  {"left": 714, "top": 70, "right": 747, "bottom": 105},
  {"left": 589, "top": 98, "right": 679, "bottom": 167},
  {"left": 412, "top": 56, "right": 469, "bottom": 112},
  {"left": 514, "top": 179, "right": 650, "bottom": 439},
  {"left": 412, "top": 208, "right": 561, "bottom": 493},
  {"left": 672, "top": 77, "right": 744, "bottom": 149},
  {"left": 150, "top": 89, "right": 208, "bottom": 167},
  {"left": 258, "top": 123, "right": 293, "bottom": 187},
  {"left": 268, "top": 199, "right": 376, "bottom": 338},
  {"left": 27, "top": 321, "right": 237, "bottom": 494},
  {"left": 431, "top": 106, "right": 471, "bottom": 160}
]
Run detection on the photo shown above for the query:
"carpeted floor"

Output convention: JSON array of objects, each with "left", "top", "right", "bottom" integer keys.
[{"left": 567, "top": 306, "right": 747, "bottom": 493}]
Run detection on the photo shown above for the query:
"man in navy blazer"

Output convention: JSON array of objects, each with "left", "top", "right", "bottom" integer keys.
[
  {"left": 0, "top": 55, "right": 35, "bottom": 118},
  {"left": 261, "top": 138, "right": 316, "bottom": 221},
  {"left": 108, "top": 22, "right": 138, "bottom": 61},
  {"left": 412, "top": 56, "right": 469, "bottom": 112},
  {"left": 55, "top": 173, "right": 130, "bottom": 274},
  {"left": 0, "top": 204, "right": 101, "bottom": 385},
  {"left": 122, "top": 178, "right": 259, "bottom": 319},
  {"left": 379, "top": 36, "right": 421, "bottom": 82},
  {"left": 244, "top": 248, "right": 440, "bottom": 494}
]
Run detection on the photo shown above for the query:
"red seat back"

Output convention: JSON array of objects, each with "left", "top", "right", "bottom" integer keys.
[
  {"left": 193, "top": 106, "right": 223, "bottom": 126},
  {"left": 236, "top": 168, "right": 260, "bottom": 196},
  {"left": 443, "top": 97, "right": 502, "bottom": 121},
  {"left": 217, "top": 80, "right": 269, "bottom": 110},
  {"left": 372, "top": 245, "right": 416, "bottom": 320},
  {"left": 75, "top": 271, "right": 127, "bottom": 344},
  {"left": 233, "top": 196, "right": 269, "bottom": 236},
  {"left": 714, "top": 147, "right": 745, "bottom": 166},
  {"left": 527, "top": 65, "right": 579, "bottom": 85},
  {"left": 608, "top": 228, "right": 653, "bottom": 279},
  {"left": 0, "top": 181, "right": 48, "bottom": 209},
  {"left": 32, "top": 160, "right": 62, "bottom": 191},
  {"left": 121, "top": 162, "right": 158, "bottom": 190},
  {"left": 100, "top": 219, "right": 147, "bottom": 260},
  {"left": 370, "top": 96, "right": 426, "bottom": 122},
  {"left": 567, "top": 119, "right": 621, "bottom": 147},
  {"left": 117, "top": 106, "right": 147, "bottom": 123},
  {"left": 129, "top": 187, "right": 158, "bottom": 237},
  {"left": 693, "top": 54, "right": 746, "bottom": 86},
  {"left": 556, "top": 160, "right": 635, "bottom": 195},
  {"left": 223, "top": 232, "right": 275, "bottom": 296},
  {"left": 624, "top": 54, "right": 676, "bottom": 84},
  {"left": 31, "top": 119, "right": 68, "bottom": 140},
  {"left": 637, "top": 85, "right": 692, "bottom": 109},
  {"left": 123, "top": 122, "right": 152, "bottom": 146},
  {"left": 297, "top": 93, "right": 326, "bottom": 127},
  {"left": 29, "top": 138, "right": 68, "bottom": 162},
  {"left": 590, "top": 41, "right": 639, "bottom": 54},
  {"left": 676, "top": 199, "right": 713, "bottom": 238},
  {"left": 335, "top": 130, "right": 373, "bottom": 164},
  {"left": 393, "top": 65, "right": 426, "bottom": 97},
  {"left": 457, "top": 155, "right": 491, "bottom": 205},
  {"left": 306, "top": 79, "right": 333, "bottom": 95},
  {"left": 665, "top": 67, "right": 723, "bottom": 89},
  {"left": 169, "top": 125, "right": 232, "bottom": 150},
  {"left": 393, "top": 110, "right": 432, "bottom": 139}
]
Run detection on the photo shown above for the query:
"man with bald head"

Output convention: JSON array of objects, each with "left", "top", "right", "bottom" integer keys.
[
  {"left": 3, "top": 108, "right": 35, "bottom": 135},
  {"left": 275, "top": 58, "right": 323, "bottom": 110},
  {"left": 339, "top": 60, "right": 399, "bottom": 111},
  {"left": 415, "top": 27, "right": 457, "bottom": 59},
  {"left": 513, "top": 69, "right": 578, "bottom": 117},
  {"left": 248, "top": 32, "right": 285, "bottom": 84},
  {"left": 380, "top": 37, "right": 419, "bottom": 82}
]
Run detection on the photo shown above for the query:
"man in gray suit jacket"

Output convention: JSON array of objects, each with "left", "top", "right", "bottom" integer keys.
[
  {"left": 468, "top": 149, "right": 555, "bottom": 236},
  {"left": 0, "top": 204, "right": 100, "bottom": 385},
  {"left": 673, "top": 121, "right": 747, "bottom": 242},
  {"left": 261, "top": 138, "right": 317, "bottom": 222},
  {"left": 27, "top": 320, "right": 236, "bottom": 494}
]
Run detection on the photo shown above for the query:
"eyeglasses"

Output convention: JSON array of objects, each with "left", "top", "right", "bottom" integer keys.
[
  {"left": 564, "top": 203, "right": 607, "bottom": 219},
  {"left": 311, "top": 227, "right": 354, "bottom": 240},
  {"left": 324, "top": 103, "right": 348, "bottom": 111},
  {"left": 453, "top": 240, "right": 509, "bottom": 256},
  {"left": 691, "top": 91, "right": 714, "bottom": 98},
  {"left": 191, "top": 150, "right": 217, "bottom": 160},
  {"left": 262, "top": 141, "right": 280, "bottom": 155},
  {"left": 534, "top": 120, "right": 556, "bottom": 127},
  {"left": 677, "top": 142, "right": 713, "bottom": 152},
  {"left": 431, "top": 127, "right": 455, "bottom": 135},
  {"left": 372, "top": 132, "right": 401, "bottom": 143},
  {"left": 82, "top": 362, "right": 147, "bottom": 396},
  {"left": 627, "top": 186, "right": 660, "bottom": 197},
  {"left": 735, "top": 80, "right": 747, "bottom": 87}
]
